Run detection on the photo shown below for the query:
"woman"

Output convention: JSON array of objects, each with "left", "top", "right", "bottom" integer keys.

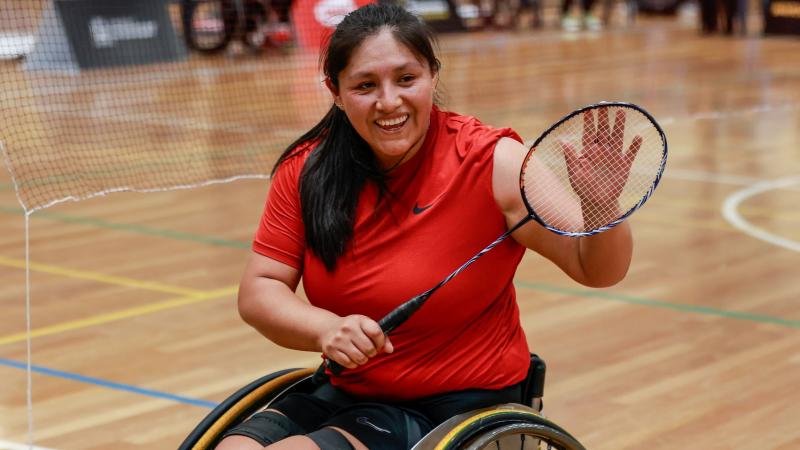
[{"left": 218, "top": 3, "right": 633, "bottom": 449}]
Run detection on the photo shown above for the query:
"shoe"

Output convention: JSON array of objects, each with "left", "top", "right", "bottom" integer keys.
[
  {"left": 584, "top": 14, "right": 602, "bottom": 30},
  {"left": 561, "top": 15, "right": 580, "bottom": 31}
]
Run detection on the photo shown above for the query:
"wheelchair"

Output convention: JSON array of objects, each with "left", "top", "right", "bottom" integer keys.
[
  {"left": 181, "top": 0, "right": 292, "bottom": 54},
  {"left": 179, "top": 354, "right": 586, "bottom": 449}
]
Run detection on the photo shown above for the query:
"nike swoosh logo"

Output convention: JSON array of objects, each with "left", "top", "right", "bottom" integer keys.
[
  {"left": 357, "top": 416, "right": 392, "bottom": 434},
  {"left": 412, "top": 202, "right": 432, "bottom": 214}
]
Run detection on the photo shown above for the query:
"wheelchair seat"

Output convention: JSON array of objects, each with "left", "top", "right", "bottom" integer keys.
[{"left": 179, "top": 354, "right": 585, "bottom": 450}]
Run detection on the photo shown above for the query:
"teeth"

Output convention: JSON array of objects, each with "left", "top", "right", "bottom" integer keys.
[{"left": 377, "top": 115, "right": 408, "bottom": 127}]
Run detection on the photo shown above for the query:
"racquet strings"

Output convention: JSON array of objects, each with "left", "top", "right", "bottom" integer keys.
[{"left": 522, "top": 105, "right": 665, "bottom": 234}]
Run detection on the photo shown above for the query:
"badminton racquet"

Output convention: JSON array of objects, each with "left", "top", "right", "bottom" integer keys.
[{"left": 316, "top": 101, "right": 667, "bottom": 379}]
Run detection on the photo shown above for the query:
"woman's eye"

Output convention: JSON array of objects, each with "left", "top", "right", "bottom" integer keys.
[{"left": 400, "top": 75, "right": 415, "bottom": 83}]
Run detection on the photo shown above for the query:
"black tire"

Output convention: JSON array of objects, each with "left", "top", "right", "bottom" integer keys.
[
  {"left": 241, "top": 0, "right": 269, "bottom": 51},
  {"left": 181, "top": 0, "right": 239, "bottom": 54},
  {"left": 435, "top": 409, "right": 586, "bottom": 450},
  {"left": 177, "top": 368, "right": 315, "bottom": 450}
]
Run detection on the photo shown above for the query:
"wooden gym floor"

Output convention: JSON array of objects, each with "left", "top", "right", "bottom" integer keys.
[{"left": 1, "top": 8, "right": 799, "bottom": 450}]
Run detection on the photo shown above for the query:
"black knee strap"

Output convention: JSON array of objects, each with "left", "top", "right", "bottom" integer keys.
[
  {"left": 221, "top": 410, "right": 304, "bottom": 446},
  {"left": 307, "top": 427, "right": 356, "bottom": 450}
]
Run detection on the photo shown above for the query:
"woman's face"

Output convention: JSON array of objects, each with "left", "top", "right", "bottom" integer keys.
[{"left": 332, "top": 29, "right": 437, "bottom": 170}]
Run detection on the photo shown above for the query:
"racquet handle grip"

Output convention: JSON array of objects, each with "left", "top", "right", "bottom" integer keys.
[
  {"left": 378, "top": 292, "right": 428, "bottom": 334},
  {"left": 312, "top": 357, "right": 344, "bottom": 385},
  {"left": 326, "top": 359, "right": 345, "bottom": 376},
  {"left": 312, "top": 357, "right": 344, "bottom": 384},
  {"left": 312, "top": 361, "right": 328, "bottom": 384}
]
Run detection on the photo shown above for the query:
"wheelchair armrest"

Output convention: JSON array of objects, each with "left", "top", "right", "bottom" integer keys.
[{"left": 522, "top": 353, "right": 546, "bottom": 409}]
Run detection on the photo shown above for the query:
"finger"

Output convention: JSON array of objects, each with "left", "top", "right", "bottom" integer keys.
[
  {"left": 350, "top": 331, "right": 379, "bottom": 360},
  {"left": 343, "top": 341, "right": 372, "bottom": 366},
  {"left": 561, "top": 141, "right": 579, "bottom": 178},
  {"left": 330, "top": 350, "right": 358, "bottom": 369},
  {"left": 360, "top": 317, "right": 384, "bottom": 340},
  {"left": 611, "top": 109, "right": 626, "bottom": 152},
  {"left": 323, "top": 318, "right": 372, "bottom": 366},
  {"left": 597, "top": 107, "right": 610, "bottom": 147},
  {"left": 355, "top": 321, "right": 393, "bottom": 356},
  {"left": 357, "top": 316, "right": 393, "bottom": 355},
  {"left": 625, "top": 135, "right": 643, "bottom": 168},
  {"left": 582, "top": 110, "right": 594, "bottom": 150}
]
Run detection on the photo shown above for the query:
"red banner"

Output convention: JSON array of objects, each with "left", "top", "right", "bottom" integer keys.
[{"left": 291, "top": 0, "right": 375, "bottom": 50}]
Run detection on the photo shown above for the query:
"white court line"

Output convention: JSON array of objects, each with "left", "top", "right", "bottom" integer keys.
[
  {"left": 0, "top": 439, "right": 56, "bottom": 450},
  {"left": 658, "top": 102, "right": 799, "bottom": 125},
  {"left": 31, "top": 173, "right": 271, "bottom": 213},
  {"left": 37, "top": 103, "right": 301, "bottom": 137},
  {"left": 664, "top": 168, "right": 800, "bottom": 191},
  {"left": 722, "top": 175, "right": 800, "bottom": 253},
  {"left": 6, "top": 58, "right": 321, "bottom": 100}
]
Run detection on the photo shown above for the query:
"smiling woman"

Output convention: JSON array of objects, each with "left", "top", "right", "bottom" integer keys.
[{"left": 221, "top": 2, "right": 639, "bottom": 450}]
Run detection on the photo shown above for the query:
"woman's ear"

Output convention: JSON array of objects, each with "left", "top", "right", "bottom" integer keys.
[
  {"left": 324, "top": 77, "right": 342, "bottom": 109},
  {"left": 431, "top": 70, "right": 440, "bottom": 102}
]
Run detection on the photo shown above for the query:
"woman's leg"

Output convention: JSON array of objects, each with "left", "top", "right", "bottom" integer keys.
[
  {"left": 215, "top": 384, "right": 349, "bottom": 449},
  {"left": 216, "top": 434, "right": 267, "bottom": 450},
  {"left": 215, "top": 408, "right": 306, "bottom": 449},
  {"left": 217, "top": 426, "right": 367, "bottom": 450},
  {"left": 266, "top": 427, "right": 367, "bottom": 450}
]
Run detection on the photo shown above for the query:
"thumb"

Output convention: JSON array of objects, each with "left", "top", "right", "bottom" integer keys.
[
  {"left": 562, "top": 141, "right": 579, "bottom": 175},
  {"left": 382, "top": 336, "right": 394, "bottom": 354},
  {"left": 562, "top": 140, "right": 578, "bottom": 163}
]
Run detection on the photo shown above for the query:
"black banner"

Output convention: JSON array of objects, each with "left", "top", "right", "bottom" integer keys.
[
  {"left": 26, "top": 0, "right": 185, "bottom": 72},
  {"left": 764, "top": 0, "right": 800, "bottom": 35}
]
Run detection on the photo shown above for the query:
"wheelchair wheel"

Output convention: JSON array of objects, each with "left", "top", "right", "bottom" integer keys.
[
  {"left": 178, "top": 367, "right": 314, "bottom": 450},
  {"left": 181, "top": 0, "right": 239, "bottom": 53},
  {"left": 241, "top": 0, "right": 269, "bottom": 50},
  {"left": 428, "top": 408, "right": 586, "bottom": 450}
]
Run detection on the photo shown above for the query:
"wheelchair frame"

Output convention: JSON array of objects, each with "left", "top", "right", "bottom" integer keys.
[
  {"left": 178, "top": 355, "right": 586, "bottom": 450},
  {"left": 181, "top": 0, "right": 289, "bottom": 53}
]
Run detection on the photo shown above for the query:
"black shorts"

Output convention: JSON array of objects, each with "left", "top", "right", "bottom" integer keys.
[{"left": 223, "top": 381, "right": 523, "bottom": 449}]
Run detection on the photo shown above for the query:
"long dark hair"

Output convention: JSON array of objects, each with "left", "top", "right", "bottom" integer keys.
[{"left": 272, "top": 3, "right": 441, "bottom": 271}]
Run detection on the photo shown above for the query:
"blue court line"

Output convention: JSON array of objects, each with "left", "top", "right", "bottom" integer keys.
[{"left": 0, "top": 357, "right": 217, "bottom": 409}]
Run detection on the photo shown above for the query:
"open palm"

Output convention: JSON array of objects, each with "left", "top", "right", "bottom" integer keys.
[{"left": 562, "top": 108, "right": 643, "bottom": 208}]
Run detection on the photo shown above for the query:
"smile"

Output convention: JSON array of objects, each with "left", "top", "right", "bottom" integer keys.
[{"left": 376, "top": 114, "right": 409, "bottom": 130}]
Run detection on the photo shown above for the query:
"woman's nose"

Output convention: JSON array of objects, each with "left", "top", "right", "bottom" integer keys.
[{"left": 376, "top": 86, "right": 402, "bottom": 111}]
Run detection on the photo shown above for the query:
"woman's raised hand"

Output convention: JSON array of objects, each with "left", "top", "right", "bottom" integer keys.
[{"left": 562, "top": 108, "right": 642, "bottom": 209}]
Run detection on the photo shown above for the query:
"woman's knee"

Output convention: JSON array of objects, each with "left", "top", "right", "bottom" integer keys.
[
  {"left": 217, "top": 409, "right": 305, "bottom": 448},
  {"left": 307, "top": 426, "right": 362, "bottom": 450},
  {"left": 216, "top": 434, "right": 267, "bottom": 450}
]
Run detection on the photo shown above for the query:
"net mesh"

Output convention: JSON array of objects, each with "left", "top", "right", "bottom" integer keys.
[
  {"left": 522, "top": 104, "right": 666, "bottom": 235},
  {"left": 1, "top": 0, "right": 332, "bottom": 212}
]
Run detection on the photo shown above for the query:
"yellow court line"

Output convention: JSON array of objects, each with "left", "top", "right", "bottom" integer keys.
[
  {"left": 0, "top": 256, "right": 205, "bottom": 297},
  {"left": 0, "top": 285, "right": 238, "bottom": 346}
]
